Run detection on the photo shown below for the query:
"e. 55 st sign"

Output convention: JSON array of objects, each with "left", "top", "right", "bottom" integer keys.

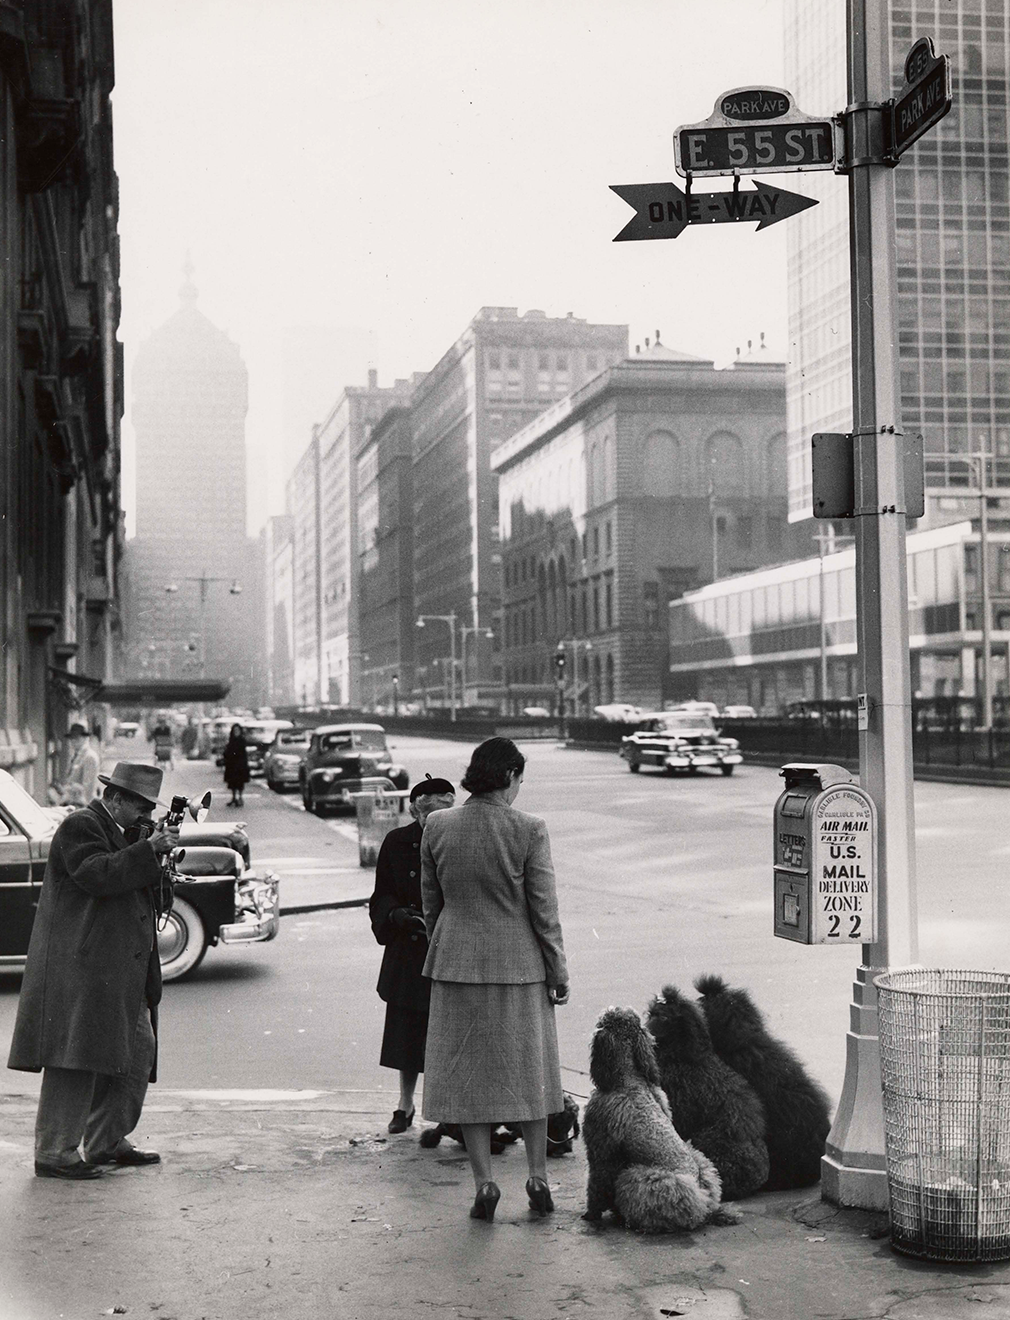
[{"left": 674, "top": 86, "right": 839, "bottom": 179}]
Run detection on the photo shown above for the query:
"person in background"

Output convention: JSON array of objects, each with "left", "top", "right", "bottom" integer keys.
[
  {"left": 7, "top": 762, "right": 180, "bottom": 1179},
  {"left": 222, "top": 723, "right": 249, "bottom": 807},
  {"left": 421, "top": 737, "right": 569, "bottom": 1224},
  {"left": 368, "top": 774, "right": 456, "bottom": 1134},
  {"left": 59, "top": 723, "right": 100, "bottom": 807},
  {"left": 151, "top": 714, "right": 174, "bottom": 771}
]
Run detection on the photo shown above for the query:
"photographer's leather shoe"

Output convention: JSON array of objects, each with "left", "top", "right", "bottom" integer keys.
[
  {"left": 35, "top": 1160, "right": 104, "bottom": 1180},
  {"left": 90, "top": 1148, "right": 160, "bottom": 1166}
]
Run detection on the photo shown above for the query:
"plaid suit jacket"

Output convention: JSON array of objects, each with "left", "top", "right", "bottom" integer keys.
[{"left": 420, "top": 796, "right": 568, "bottom": 987}]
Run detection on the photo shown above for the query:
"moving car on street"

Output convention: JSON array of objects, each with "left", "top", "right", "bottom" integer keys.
[
  {"left": 300, "top": 723, "right": 409, "bottom": 815},
  {"left": 0, "top": 769, "right": 279, "bottom": 983},
  {"left": 263, "top": 727, "right": 311, "bottom": 792},
  {"left": 619, "top": 711, "right": 743, "bottom": 777}
]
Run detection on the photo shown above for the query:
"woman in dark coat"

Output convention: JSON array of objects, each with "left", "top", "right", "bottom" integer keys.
[
  {"left": 421, "top": 737, "right": 569, "bottom": 1224},
  {"left": 222, "top": 724, "right": 249, "bottom": 806},
  {"left": 368, "top": 775, "right": 455, "bottom": 1134}
]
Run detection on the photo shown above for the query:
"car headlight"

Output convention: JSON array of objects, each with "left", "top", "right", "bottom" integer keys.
[
  {"left": 319, "top": 769, "right": 337, "bottom": 781},
  {"left": 722, "top": 738, "right": 739, "bottom": 749}
]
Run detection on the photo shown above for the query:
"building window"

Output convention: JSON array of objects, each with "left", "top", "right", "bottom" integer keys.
[
  {"left": 593, "top": 585, "right": 600, "bottom": 632},
  {"left": 605, "top": 521, "right": 612, "bottom": 555},
  {"left": 593, "top": 526, "right": 600, "bottom": 558},
  {"left": 581, "top": 588, "right": 588, "bottom": 633},
  {"left": 605, "top": 580, "right": 613, "bottom": 629}
]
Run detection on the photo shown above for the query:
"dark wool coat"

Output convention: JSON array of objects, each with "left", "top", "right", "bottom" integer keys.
[
  {"left": 7, "top": 800, "right": 164, "bottom": 1079},
  {"left": 368, "top": 820, "right": 430, "bottom": 1013},
  {"left": 223, "top": 737, "right": 249, "bottom": 790}
]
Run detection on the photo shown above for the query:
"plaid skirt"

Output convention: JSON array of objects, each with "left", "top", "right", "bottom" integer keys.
[{"left": 421, "top": 980, "right": 563, "bottom": 1124}]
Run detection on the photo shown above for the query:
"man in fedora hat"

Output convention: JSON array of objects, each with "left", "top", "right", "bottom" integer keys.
[
  {"left": 57, "top": 722, "right": 100, "bottom": 807},
  {"left": 8, "top": 762, "right": 181, "bottom": 1179}
]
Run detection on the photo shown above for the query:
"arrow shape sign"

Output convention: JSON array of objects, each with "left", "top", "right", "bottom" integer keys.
[{"left": 610, "top": 179, "right": 818, "bottom": 241}]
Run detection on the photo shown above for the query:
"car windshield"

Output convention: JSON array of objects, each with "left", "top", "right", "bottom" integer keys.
[
  {"left": 0, "top": 769, "right": 59, "bottom": 837},
  {"left": 653, "top": 713, "right": 716, "bottom": 732},
  {"left": 276, "top": 732, "right": 309, "bottom": 748}
]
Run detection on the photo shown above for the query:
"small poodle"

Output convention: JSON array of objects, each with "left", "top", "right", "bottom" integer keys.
[
  {"left": 695, "top": 975, "right": 832, "bottom": 1191},
  {"left": 646, "top": 985, "right": 770, "bottom": 1200},
  {"left": 582, "top": 1006, "right": 740, "bottom": 1234},
  {"left": 419, "top": 1094, "right": 581, "bottom": 1156}
]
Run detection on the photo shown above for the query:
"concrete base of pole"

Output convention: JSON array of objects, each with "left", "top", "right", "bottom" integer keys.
[{"left": 820, "top": 964, "right": 889, "bottom": 1211}]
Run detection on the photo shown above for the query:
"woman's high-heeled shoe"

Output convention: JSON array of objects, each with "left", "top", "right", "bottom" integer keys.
[
  {"left": 526, "top": 1176, "right": 554, "bottom": 1215},
  {"left": 470, "top": 1181, "right": 501, "bottom": 1222}
]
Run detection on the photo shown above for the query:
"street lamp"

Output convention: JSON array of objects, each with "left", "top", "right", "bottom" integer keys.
[
  {"left": 165, "top": 574, "right": 243, "bottom": 679},
  {"left": 416, "top": 612, "right": 457, "bottom": 721}
]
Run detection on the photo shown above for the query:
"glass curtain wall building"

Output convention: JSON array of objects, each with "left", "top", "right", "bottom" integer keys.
[{"left": 784, "top": 0, "right": 1010, "bottom": 523}]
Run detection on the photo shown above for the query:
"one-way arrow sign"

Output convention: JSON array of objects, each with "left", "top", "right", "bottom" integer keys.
[{"left": 610, "top": 179, "right": 818, "bottom": 241}]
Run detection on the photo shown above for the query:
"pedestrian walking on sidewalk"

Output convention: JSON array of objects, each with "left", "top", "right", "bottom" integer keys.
[
  {"left": 421, "top": 737, "right": 569, "bottom": 1224},
  {"left": 222, "top": 723, "right": 249, "bottom": 806},
  {"left": 7, "top": 762, "right": 180, "bottom": 1179},
  {"left": 368, "top": 774, "right": 456, "bottom": 1134}
]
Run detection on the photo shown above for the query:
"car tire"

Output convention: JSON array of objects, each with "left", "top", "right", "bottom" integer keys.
[
  {"left": 158, "top": 898, "right": 208, "bottom": 982},
  {"left": 628, "top": 760, "right": 640, "bottom": 773},
  {"left": 267, "top": 774, "right": 279, "bottom": 792},
  {"left": 721, "top": 764, "right": 735, "bottom": 776}
]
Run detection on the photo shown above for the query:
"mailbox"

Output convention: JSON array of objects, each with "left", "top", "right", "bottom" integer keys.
[{"left": 773, "top": 763, "right": 877, "bottom": 945}]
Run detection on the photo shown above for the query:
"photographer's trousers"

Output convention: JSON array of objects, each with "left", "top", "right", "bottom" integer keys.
[{"left": 34, "top": 1007, "right": 155, "bottom": 1166}]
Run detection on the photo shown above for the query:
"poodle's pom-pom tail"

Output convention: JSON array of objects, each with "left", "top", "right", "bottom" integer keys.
[
  {"left": 418, "top": 1127, "right": 443, "bottom": 1148},
  {"left": 615, "top": 1166, "right": 716, "bottom": 1234},
  {"left": 694, "top": 973, "right": 729, "bottom": 999}
]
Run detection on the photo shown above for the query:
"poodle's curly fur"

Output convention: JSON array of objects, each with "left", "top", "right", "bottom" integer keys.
[
  {"left": 646, "top": 985, "right": 770, "bottom": 1200},
  {"left": 582, "top": 1006, "right": 740, "bottom": 1234},
  {"left": 695, "top": 975, "right": 832, "bottom": 1191},
  {"left": 418, "top": 1094, "right": 581, "bottom": 1156}
]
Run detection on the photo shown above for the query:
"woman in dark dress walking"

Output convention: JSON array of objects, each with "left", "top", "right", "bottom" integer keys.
[
  {"left": 368, "top": 775, "right": 456, "bottom": 1133},
  {"left": 222, "top": 723, "right": 249, "bottom": 807},
  {"left": 421, "top": 738, "right": 569, "bottom": 1224}
]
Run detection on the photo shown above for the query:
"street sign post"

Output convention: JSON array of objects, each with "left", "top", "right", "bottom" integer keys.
[
  {"left": 674, "top": 86, "right": 840, "bottom": 179},
  {"left": 610, "top": 179, "right": 817, "bottom": 242},
  {"left": 889, "top": 37, "right": 951, "bottom": 158}
]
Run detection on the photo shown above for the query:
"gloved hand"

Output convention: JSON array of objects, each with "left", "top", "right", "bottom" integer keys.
[{"left": 390, "top": 907, "right": 427, "bottom": 938}]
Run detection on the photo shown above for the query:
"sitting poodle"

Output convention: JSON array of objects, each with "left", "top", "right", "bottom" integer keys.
[
  {"left": 646, "top": 985, "right": 770, "bottom": 1200},
  {"left": 582, "top": 1006, "right": 739, "bottom": 1234},
  {"left": 419, "top": 1094, "right": 580, "bottom": 1157},
  {"left": 695, "top": 975, "right": 832, "bottom": 1191}
]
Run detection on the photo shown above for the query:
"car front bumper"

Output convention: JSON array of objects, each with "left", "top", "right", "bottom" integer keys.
[
  {"left": 219, "top": 874, "right": 280, "bottom": 945},
  {"left": 663, "top": 751, "right": 743, "bottom": 768},
  {"left": 310, "top": 775, "right": 395, "bottom": 804}
]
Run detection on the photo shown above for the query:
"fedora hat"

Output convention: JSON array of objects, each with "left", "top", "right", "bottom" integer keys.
[{"left": 98, "top": 762, "right": 165, "bottom": 808}]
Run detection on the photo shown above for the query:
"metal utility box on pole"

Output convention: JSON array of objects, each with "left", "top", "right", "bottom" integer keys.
[{"left": 820, "top": 0, "right": 927, "bottom": 1211}]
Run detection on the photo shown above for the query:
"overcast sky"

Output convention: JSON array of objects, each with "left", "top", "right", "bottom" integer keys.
[{"left": 112, "top": 0, "right": 814, "bottom": 536}]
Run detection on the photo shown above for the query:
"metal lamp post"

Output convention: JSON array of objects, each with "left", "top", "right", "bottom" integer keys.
[
  {"left": 416, "top": 613, "right": 457, "bottom": 721},
  {"left": 165, "top": 575, "right": 242, "bottom": 679}
]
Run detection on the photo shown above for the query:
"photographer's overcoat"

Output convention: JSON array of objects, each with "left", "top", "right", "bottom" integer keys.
[{"left": 7, "top": 800, "right": 164, "bottom": 1079}]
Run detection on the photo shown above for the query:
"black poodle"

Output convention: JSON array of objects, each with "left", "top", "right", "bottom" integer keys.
[
  {"left": 646, "top": 985, "right": 770, "bottom": 1200},
  {"left": 419, "top": 1094, "right": 581, "bottom": 1157},
  {"left": 695, "top": 974, "right": 832, "bottom": 1191}
]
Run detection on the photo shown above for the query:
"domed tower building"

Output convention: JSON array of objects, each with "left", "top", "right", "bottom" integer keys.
[{"left": 126, "top": 264, "right": 255, "bottom": 702}]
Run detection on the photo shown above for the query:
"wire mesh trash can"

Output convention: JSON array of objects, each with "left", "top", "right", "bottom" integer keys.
[
  {"left": 354, "top": 787, "right": 407, "bottom": 867},
  {"left": 875, "top": 968, "right": 1010, "bottom": 1262}
]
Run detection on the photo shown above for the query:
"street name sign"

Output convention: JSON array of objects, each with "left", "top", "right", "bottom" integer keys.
[
  {"left": 610, "top": 179, "right": 817, "bottom": 242},
  {"left": 890, "top": 37, "right": 951, "bottom": 158},
  {"left": 674, "top": 85, "right": 839, "bottom": 179}
]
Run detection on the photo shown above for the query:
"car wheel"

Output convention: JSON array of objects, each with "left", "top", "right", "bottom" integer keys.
[
  {"left": 628, "top": 760, "right": 640, "bottom": 773},
  {"left": 721, "top": 764, "right": 735, "bottom": 776},
  {"left": 304, "top": 784, "right": 315, "bottom": 813},
  {"left": 158, "top": 898, "right": 207, "bottom": 982},
  {"left": 687, "top": 765, "right": 699, "bottom": 775},
  {"left": 267, "top": 773, "right": 279, "bottom": 792}
]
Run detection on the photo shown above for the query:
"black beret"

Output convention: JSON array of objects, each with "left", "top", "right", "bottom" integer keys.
[{"left": 409, "top": 774, "right": 456, "bottom": 803}]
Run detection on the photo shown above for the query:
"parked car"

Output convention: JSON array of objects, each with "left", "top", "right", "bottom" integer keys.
[
  {"left": 522, "top": 706, "right": 552, "bottom": 719},
  {"left": 594, "top": 703, "right": 640, "bottom": 723},
  {"left": 263, "top": 728, "right": 311, "bottom": 792},
  {"left": 619, "top": 711, "right": 743, "bottom": 777},
  {"left": 300, "top": 723, "right": 409, "bottom": 815},
  {"left": 241, "top": 719, "right": 294, "bottom": 776},
  {"left": 0, "top": 769, "right": 279, "bottom": 984},
  {"left": 721, "top": 705, "right": 757, "bottom": 719},
  {"left": 210, "top": 716, "right": 237, "bottom": 763},
  {"left": 668, "top": 700, "right": 722, "bottom": 719},
  {"left": 114, "top": 721, "right": 140, "bottom": 739}
]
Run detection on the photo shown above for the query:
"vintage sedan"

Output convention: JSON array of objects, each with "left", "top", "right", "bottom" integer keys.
[
  {"left": 263, "top": 727, "right": 311, "bottom": 792},
  {"left": 619, "top": 711, "right": 743, "bottom": 777},
  {"left": 300, "top": 723, "right": 409, "bottom": 815},
  {"left": 0, "top": 770, "right": 279, "bottom": 983}
]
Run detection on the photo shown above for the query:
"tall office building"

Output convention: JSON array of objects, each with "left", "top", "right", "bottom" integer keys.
[
  {"left": 127, "top": 267, "right": 258, "bottom": 701},
  {"left": 785, "top": 0, "right": 1010, "bottom": 518}
]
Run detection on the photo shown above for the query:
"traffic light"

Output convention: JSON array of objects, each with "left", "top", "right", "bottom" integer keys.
[{"left": 554, "top": 646, "right": 566, "bottom": 680}]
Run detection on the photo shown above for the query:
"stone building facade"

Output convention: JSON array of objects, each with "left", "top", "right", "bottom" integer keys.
[
  {"left": 411, "top": 308, "right": 627, "bottom": 709},
  {"left": 492, "top": 344, "right": 808, "bottom": 713},
  {"left": 0, "top": 1, "right": 124, "bottom": 795}
]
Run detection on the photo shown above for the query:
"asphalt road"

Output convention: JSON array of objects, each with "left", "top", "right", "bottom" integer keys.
[{"left": 1, "top": 736, "right": 1007, "bottom": 1112}]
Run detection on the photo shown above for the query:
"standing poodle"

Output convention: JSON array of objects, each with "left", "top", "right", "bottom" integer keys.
[
  {"left": 695, "top": 975, "right": 832, "bottom": 1191},
  {"left": 582, "top": 1006, "right": 739, "bottom": 1233},
  {"left": 646, "top": 985, "right": 770, "bottom": 1200}
]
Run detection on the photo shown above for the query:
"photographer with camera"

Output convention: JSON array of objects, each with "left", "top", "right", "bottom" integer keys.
[{"left": 7, "top": 763, "right": 181, "bottom": 1179}]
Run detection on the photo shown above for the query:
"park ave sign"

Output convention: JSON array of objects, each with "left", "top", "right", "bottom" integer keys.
[{"left": 610, "top": 179, "right": 817, "bottom": 242}]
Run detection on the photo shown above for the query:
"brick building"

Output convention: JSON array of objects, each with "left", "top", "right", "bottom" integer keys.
[
  {"left": 410, "top": 308, "right": 627, "bottom": 710},
  {"left": 492, "top": 341, "right": 808, "bottom": 713}
]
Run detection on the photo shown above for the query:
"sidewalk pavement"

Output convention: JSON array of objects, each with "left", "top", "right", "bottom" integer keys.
[{"left": 2, "top": 1086, "right": 1008, "bottom": 1320}]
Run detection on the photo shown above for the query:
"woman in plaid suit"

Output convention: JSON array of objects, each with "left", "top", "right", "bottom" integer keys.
[{"left": 421, "top": 737, "right": 569, "bottom": 1223}]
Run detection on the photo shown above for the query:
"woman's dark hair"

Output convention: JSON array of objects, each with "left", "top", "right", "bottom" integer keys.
[
  {"left": 460, "top": 737, "right": 525, "bottom": 795},
  {"left": 229, "top": 723, "right": 243, "bottom": 739}
]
